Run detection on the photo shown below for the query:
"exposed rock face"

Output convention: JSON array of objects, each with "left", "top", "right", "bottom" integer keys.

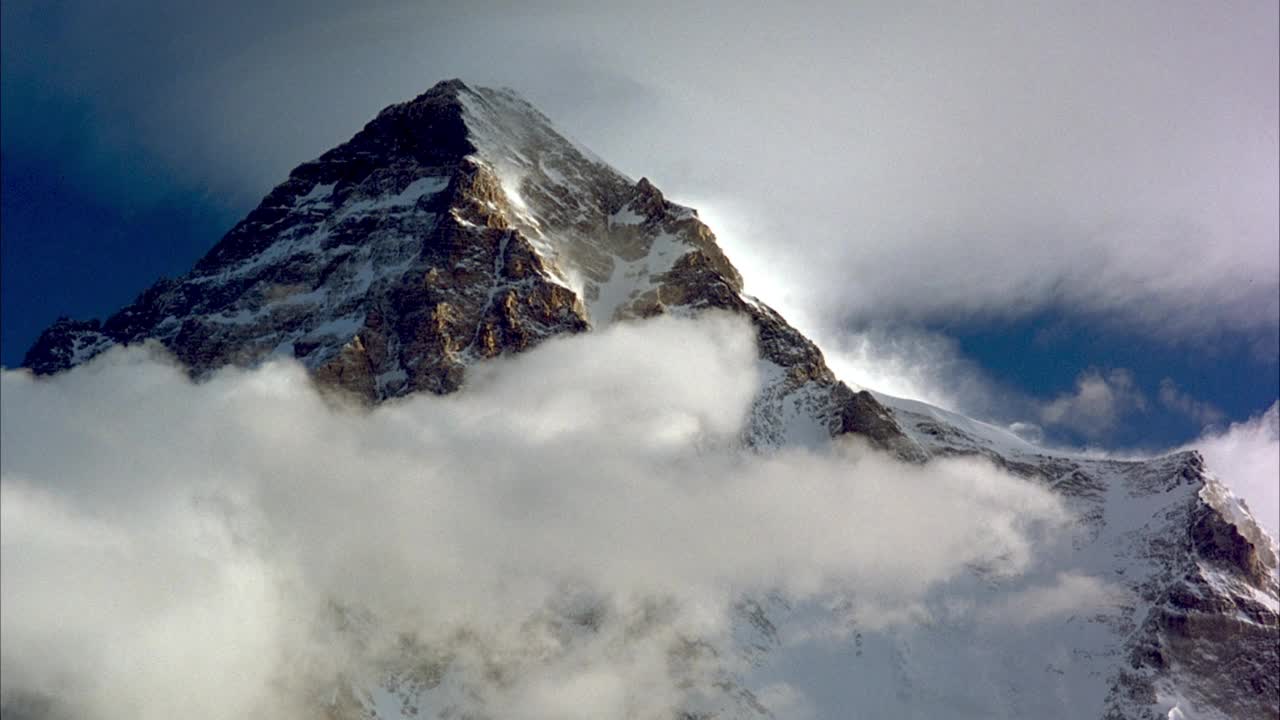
[
  {"left": 21, "top": 80, "right": 1277, "bottom": 719},
  {"left": 23, "top": 79, "right": 911, "bottom": 454}
]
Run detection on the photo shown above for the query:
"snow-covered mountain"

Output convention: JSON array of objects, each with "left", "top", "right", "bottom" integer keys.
[{"left": 21, "top": 80, "right": 1278, "bottom": 719}]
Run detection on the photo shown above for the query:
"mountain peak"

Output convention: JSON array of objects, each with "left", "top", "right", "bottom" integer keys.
[
  {"left": 384, "top": 77, "right": 471, "bottom": 109},
  {"left": 21, "top": 82, "right": 757, "bottom": 410},
  {"left": 22, "top": 80, "right": 892, "bottom": 455},
  {"left": 423, "top": 77, "right": 471, "bottom": 95}
]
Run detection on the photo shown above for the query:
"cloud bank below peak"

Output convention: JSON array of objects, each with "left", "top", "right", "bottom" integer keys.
[{"left": 1, "top": 314, "right": 1082, "bottom": 719}]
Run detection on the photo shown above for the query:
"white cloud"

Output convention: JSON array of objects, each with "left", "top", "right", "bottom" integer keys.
[
  {"left": 794, "top": 323, "right": 1139, "bottom": 448},
  {"left": 1007, "top": 421, "right": 1046, "bottom": 445},
  {"left": 0, "top": 314, "right": 1076, "bottom": 719},
  {"left": 818, "top": 325, "right": 981, "bottom": 410},
  {"left": 1039, "top": 369, "right": 1146, "bottom": 438},
  {"left": 811, "top": 323, "right": 1157, "bottom": 443},
  {"left": 1188, "top": 401, "right": 1280, "bottom": 538},
  {"left": 796, "top": 323, "right": 1021, "bottom": 425}
]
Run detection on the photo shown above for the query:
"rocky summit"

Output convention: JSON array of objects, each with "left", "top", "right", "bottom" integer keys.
[
  {"left": 22, "top": 80, "right": 1279, "bottom": 719},
  {"left": 23, "top": 79, "right": 909, "bottom": 455}
]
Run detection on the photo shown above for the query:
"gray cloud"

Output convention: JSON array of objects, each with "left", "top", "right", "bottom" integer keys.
[
  {"left": 3, "top": 0, "right": 1275, "bottom": 346},
  {"left": 0, "top": 315, "right": 1076, "bottom": 719}
]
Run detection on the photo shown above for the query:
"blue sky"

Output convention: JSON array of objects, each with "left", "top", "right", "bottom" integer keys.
[
  {"left": 1, "top": 140, "right": 238, "bottom": 364},
  {"left": 2, "top": 0, "right": 1276, "bottom": 452},
  {"left": 942, "top": 313, "right": 1277, "bottom": 447}
]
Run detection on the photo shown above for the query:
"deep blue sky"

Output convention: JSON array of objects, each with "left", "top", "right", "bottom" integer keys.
[
  {"left": 1, "top": 152, "right": 241, "bottom": 366},
  {"left": 2, "top": 0, "right": 1276, "bottom": 452},
  {"left": 939, "top": 314, "right": 1278, "bottom": 448}
]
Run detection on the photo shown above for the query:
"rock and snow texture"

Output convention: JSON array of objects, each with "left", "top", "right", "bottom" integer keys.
[
  {"left": 24, "top": 79, "right": 907, "bottom": 455},
  {"left": 877, "top": 393, "right": 1279, "bottom": 719},
  {"left": 20, "top": 80, "right": 1278, "bottom": 719}
]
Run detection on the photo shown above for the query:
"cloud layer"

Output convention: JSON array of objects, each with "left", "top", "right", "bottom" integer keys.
[{"left": 0, "top": 315, "right": 1076, "bottom": 719}]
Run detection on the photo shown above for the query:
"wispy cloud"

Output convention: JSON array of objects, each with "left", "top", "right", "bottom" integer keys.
[
  {"left": 978, "top": 572, "right": 1127, "bottom": 627},
  {"left": 813, "top": 322, "right": 1156, "bottom": 441},
  {"left": 1158, "top": 378, "right": 1225, "bottom": 428}
]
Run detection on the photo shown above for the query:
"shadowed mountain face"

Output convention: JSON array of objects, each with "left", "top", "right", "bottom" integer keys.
[{"left": 20, "top": 80, "right": 1278, "bottom": 719}]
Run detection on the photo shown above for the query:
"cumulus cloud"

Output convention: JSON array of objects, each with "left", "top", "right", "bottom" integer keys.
[
  {"left": 0, "top": 315, "right": 1078, "bottom": 719},
  {"left": 1188, "top": 401, "right": 1280, "bottom": 538},
  {"left": 1039, "top": 369, "right": 1146, "bottom": 438},
  {"left": 3, "top": 1, "right": 1275, "bottom": 345}
]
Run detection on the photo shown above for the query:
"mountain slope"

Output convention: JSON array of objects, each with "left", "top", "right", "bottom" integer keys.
[{"left": 20, "top": 80, "right": 1278, "bottom": 719}]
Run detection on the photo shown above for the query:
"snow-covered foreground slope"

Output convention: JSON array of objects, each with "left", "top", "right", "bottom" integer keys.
[{"left": 16, "top": 80, "right": 1278, "bottom": 719}]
